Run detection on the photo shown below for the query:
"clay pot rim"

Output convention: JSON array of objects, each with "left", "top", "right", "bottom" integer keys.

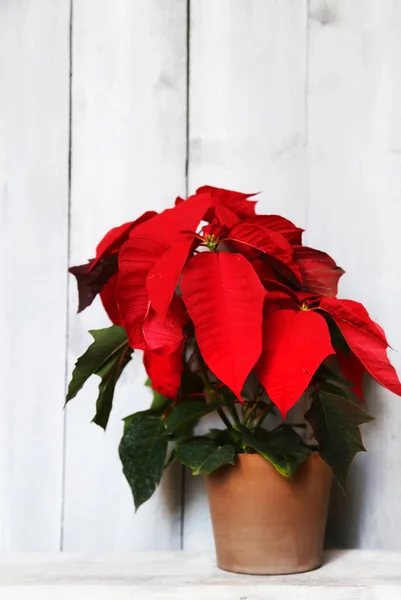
[{"left": 234, "top": 452, "right": 320, "bottom": 462}]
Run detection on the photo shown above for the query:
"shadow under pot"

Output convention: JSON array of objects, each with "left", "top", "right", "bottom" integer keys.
[{"left": 205, "top": 453, "right": 332, "bottom": 575}]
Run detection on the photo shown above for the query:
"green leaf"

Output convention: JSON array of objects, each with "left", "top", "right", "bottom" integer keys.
[
  {"left": 123, "top": 381, "right": 172, "bottom": 434},
  {"left": 66, "top": 325, "right": 133, "bottom": 429},
  {"left": 175, "top": 439, "right": 235, "bottom": 475},
  {"left": 326, "top": 317, "right": 350, "bottom": 354},
  {"left": 119, "top": 413, "right": 167, "bottom": 510},
  {"left": 318, "top": 380, "right": 350, "bottom": 398},
  {"left": 239, "top": 425, "right": 312, "bottom": 479},
  {"left": 123, "top": 399, "right": 172, "bottom": 434},
  {"left": 150, "top": 388, "right": 170, "bottom": 411},
  {"left": 207, "top": 427, "right": 242, "bottom": 447},
  {"left": 164, "top": 400, "right": 231, "bottom": 434},
  {"left": 305, "top": 390, "right": 374, "bottom": 492},
  {"left": 314, "top": 362, "right": 353, "bottom": 387}
]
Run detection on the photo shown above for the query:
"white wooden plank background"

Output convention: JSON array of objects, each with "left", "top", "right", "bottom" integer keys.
[
  {"left": 1, "top": 0, "right": 401, "bottom": 553},
  {"left": 307, "top": 0, "right": 401, "bottom": 550},
  {"left": 63, "top": 0, "right": 187, "bottom": 551},
  {"left": 0, "top": 0, "right": 70, "bottom": 550}
]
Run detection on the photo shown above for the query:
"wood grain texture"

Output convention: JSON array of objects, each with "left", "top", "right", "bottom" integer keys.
[
  {"left": 185, "top": 0, "right": 308, "bottom": 550},
  {"left": 0, "top": 551, "right": 400, "bottom": 599},
  {"left": 2, "top": 0, "right": 401, "bottom": 555},
  {"left": 0, "top": 1, "right": 70, "bottom": 550},
  {"left": 307, "top": 0, "right": 401, "bottom": 550},
  {"left": 63, "top": 0, "right": 187, "bottom": 551}
]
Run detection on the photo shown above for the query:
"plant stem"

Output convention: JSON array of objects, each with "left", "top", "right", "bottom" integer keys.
[
  {"left": 216, "top": 408, "right": 233, "bottom": 429},
  {"left": 254, "top": 406, "right": 271, "bottom": 430},
  {"left": 194, "top": 343, "right": 233, "bottom": 430},
  {"left": 227, "top": 403, "right": 241, "bottom": 425},
  {"left": 241, "top": 403, "right": 250, "bottom": 425},
  {"left": 244, "top": 403, "right": 258, "bottom": 428}
]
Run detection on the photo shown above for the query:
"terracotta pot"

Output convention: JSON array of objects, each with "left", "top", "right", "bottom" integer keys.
[{"left": 206, "top": 454, "right": 332, "bottom": 575}]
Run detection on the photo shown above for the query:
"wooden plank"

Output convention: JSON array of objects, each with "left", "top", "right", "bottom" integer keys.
[
  {"left": 185, "top": 0, "right": 308, "bottom": 550},
  {"left": 307, "top": 0, "right": 401, "bottom": 548},
  {"left": 63, "top": 0, "right": 187, "bottom": 551},
  {"left": 0, "top": 1, "right": 70, "bottom": 550},
  {"left": 0, "top": 551, "right": 400, "bottom": 599}
]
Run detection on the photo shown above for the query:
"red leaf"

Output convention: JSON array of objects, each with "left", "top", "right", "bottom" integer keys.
[
  {"left": 133, "top": 192, "right": 213, "bottom": 241},
  {"left": 146, "top": 234, "right": 195, "bottom": 318},
  {"left": 142, "top": 298, "right": 187, "bottom": 353},
  {"left": 252, "top": 215, "right": 303, "bottom": 245},
  {"left": 201, "top": 220, "right": 228, "bottom": 240},
  {"left": 69, "top": 256, "right": 118, "bottom": 313},
  {"left": 255, "top": 310, "right": 334, "bottom": 417},
  {"left": 320, "top": 297, "right": 401, "bottom": 395},
  {"left": 321, "top": 298, "right": 388, "bottom": 344},
  {"left": 181, "top": 252, "right": 265, "bottom": 399},
  {"left": 294, "top": 246, "right": 344, "bottom": 297},
  {"left": 118, "top": 235, "right": 170, "bottom": 349},
  {"left": 226, "top": 219, "right": 302, "bottom": 282},
  {"left": 143, "top": 347, "right": 183, "bottom": 400},
  {"left": 264, "top": 293, "right": 298, "bottom": 313},
  {"left": 250, "top": 258, "right": 276, "bottom": 281},
  {"left": 197, "top": 185, "right": 258, "bottom": 220},
  {"left": 92, "top": 211, "right": 157, "bottom": 269},
  {"left": 264, "top": 279, "right": 299, "bottom": 302},
  {"left": 100, "top": 273, "right": 124, "bottom": 326},
  {"left": 214, "top": 203, "right": 241, "bottom": 228},
  {"left": 118, "top": 193, "right": 212, "bottom": 346},
  {"left": 336, "top": 349, "right": 365, "bottom": 401}
]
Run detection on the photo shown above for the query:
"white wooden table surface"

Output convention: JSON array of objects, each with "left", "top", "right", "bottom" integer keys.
[{"left": 0, "top": 550, "right": 400, "bottom": 599}]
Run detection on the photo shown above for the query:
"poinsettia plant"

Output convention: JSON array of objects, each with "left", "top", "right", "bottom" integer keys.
[{"left": 67, "top": 186, "right": 401, "bottom": 509}]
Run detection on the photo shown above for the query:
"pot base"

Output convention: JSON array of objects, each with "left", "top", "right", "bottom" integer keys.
[
  {"left": 216, "top": 558, "right": 323, "bottom": 576},
  {"left": 206, "top": 454, "right": 332, "bottom": 576}
]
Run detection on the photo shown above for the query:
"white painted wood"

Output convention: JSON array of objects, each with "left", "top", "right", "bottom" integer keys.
[
  {"left": 0, "top": 1, "right": 70, "bottom": 550},
  {"left": 0, "top": 551, "right": 400, "bottom": 599},
  {"left": 307, "top": 0, "right": 401, "bottom": 549},
  {"left": 1, "top": 0, "right": 401, "bottom": 555},
  {"left": 185, "top": 0, "right": 308, "bottom": 550},
  {"left": 63, "top": 0, "right": 187, "bottom": 551}
]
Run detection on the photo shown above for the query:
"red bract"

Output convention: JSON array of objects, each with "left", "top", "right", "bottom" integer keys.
[
  {"left": 146, "top": 234, "right": 195, "bottom": 319},
  {"left": 255, "top": 309, "right": 334, "bottom": 417},
  {"left": 181, "top": 252, "right": 265, "bottom": 399},
  {"left": 92, "top": 211, "right": 157, "bottom": 269},
  {"left": 100, "top": 273, "right": 123, "bottom": 327},
  {"left": 198, "top": 185, "right": 258, "bottom": 225},
  {"left": 69, "top": 257, "right": 118, "bottom": 313},
  {"left": 118, "top": 235, "right": 170, "bottom": 349},
  {"left": 142, "top": 298, "right": 188, "bottom": 354},
  {"left": 226, "top": 219, "right": 302, "bottom": 282},
  {"left": 133, "top": 192, "right": 213, "bottom": 240},
  {"left": 320, "top": 297, "right": 401, "bottom": 395},
  {"left": 251, "top": 215, "right": 303, "bottom": 245},
  {"left": 294, "top": 246, "right": 344, "bottom": 297},
  {"left": 70, "top": 185, "right": 401, "bottom": 414},
  {"left": 68, "top": 212, "right": 158, "bottom": 315},
  {"left": 143, "top": 347, "right": 183, "bottom": 400},
  {"left": 336, "top": 349, "right": 365, "bottom": 401}
]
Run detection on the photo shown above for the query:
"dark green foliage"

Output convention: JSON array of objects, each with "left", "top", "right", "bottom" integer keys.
[
  {"left": 66, "top": 326, "right": 132, "bottom": 429},
  {"left": 305, "top": 389, "right": 374, "bottom": 491},
  {"left": 239, "top": 424, "right": 312, "bottom": 478},
  {"left": 175, "top": 439, "right": 235, "bottom": 475},
  {"left": 119, "top": 413, "right": 168, "bottom": 510}
]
